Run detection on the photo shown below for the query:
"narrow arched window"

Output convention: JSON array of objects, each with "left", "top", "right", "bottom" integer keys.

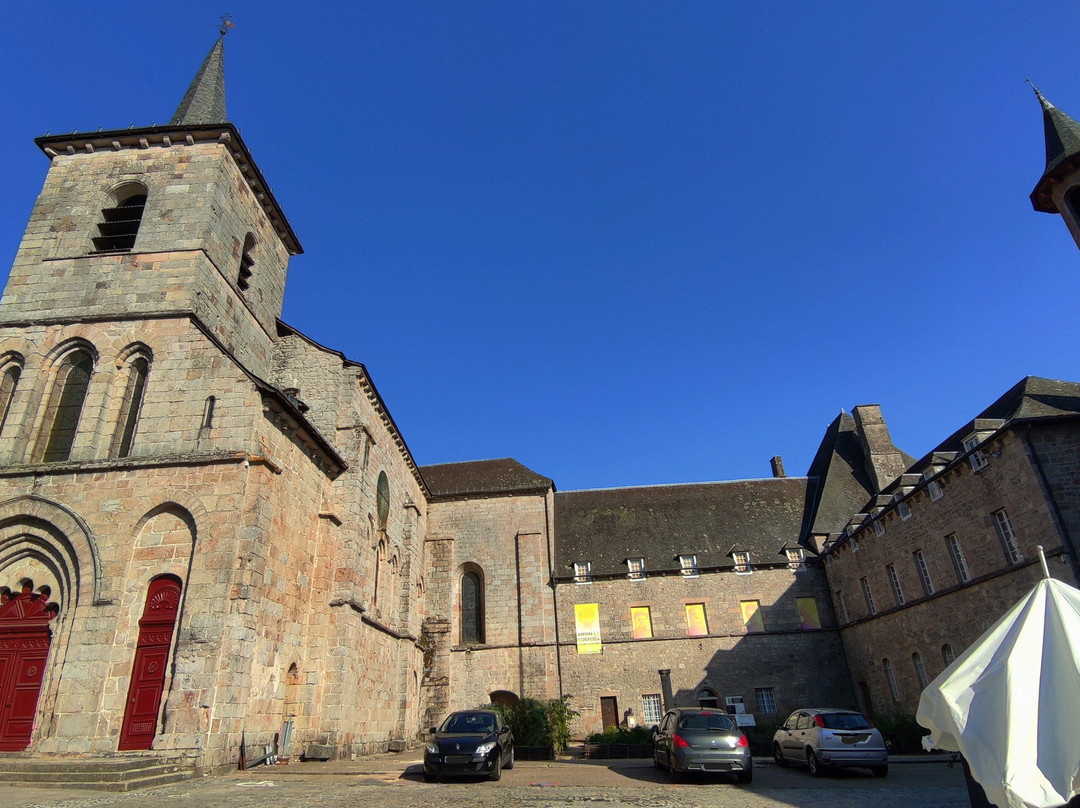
[
  {"left": 882, "top": 657, "right": 900, "bottom": 702},
  {"left": 941, "top": 643, "right": 956, "bottom": 666},
  {"left": 461, "top": 569, "right": 484, "bottom": 644},
  {"left": 113, "top": 356, "right": 149, "bottom": 458},
  {"left": 42, "top": 350, "right": 93, "bottom": 462},
  {"left": 912, "top": 651, "right": 929, "bottom": 688},
  {"left": 0, "top": 362, "right": 22, "bottom": 437},
  {"left": 92, "top": 184, "right": 147, "bottom": 254},
  {"left": 201, "top": 396, "right": 216, "bottom": 430},
  {"left": 238, "top": 233, "right": 255, "bottom": 291}
]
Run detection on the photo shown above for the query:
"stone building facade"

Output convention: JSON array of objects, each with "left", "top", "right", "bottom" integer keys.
[{"left": 0, "top": 36, "right": 1078, "bottom": 772}]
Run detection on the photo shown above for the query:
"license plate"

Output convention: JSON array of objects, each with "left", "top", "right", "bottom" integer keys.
[
  {"left": 446, "top": 755, "right": 472, "bottom": 764},
  {"left": 841, "top": 733, "right": 870, "bottom": 744}
]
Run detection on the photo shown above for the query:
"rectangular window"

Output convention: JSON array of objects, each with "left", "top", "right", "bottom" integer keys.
[
  {"left": 786, "top": 548, "right": 805, "bottom": 570},
  {"left": 679, "top": 555, "right": 699, "bottom": 577},
  {"left": 627, "top": 557, "right": 646, "bottom": 581},
  {"left": 928, "top": 480, "right": 943, "bottom": 501},
  {"left": 733, "top": 551, "right": 752, "bottom": 574},
  {"left": 873, "top": 520, "right": 885, "bottom": 537},
  {"left": 898, "top": 501, "right": 912, "bottom": 521},
  {"left": 642, "top": 693, "right": 663, "bottom": 726},
  {"left": 992, "top": 509, "right": 1022, "bottom": 564},
  {"left": 755, "top": 687, "right": 777, "bottom": 715},
  {"left": 837, "top": 590, "right": 849, "bottom": 623},
  {"left": 860, "top": 577, "right": 877, "bottom": 615},
  {"left": 685, "top": 603, "right": 708, "bottom": 636},
  {"left": 740, "top": 599, "right": 765, "bottom": 632},
  {"left": 887, "top": 564, "right": 905, "bottom": 606},
  {"left": 573, "top": 561, "right": 592, "bottom": 584},
  {"left": 796, "top": 597, "right": 820, "bottom": 629},
  {"left": 946, "top": 534, "right": 970, "bottom": 583},
  {"left": 914, "top": 550, "right": 934, "bottom": 595},
  {"left": 630, "top": 606, "right": 653, "bottom": 639},
  {"left": 964, "top": 436, "right": 988, "bottom": 471}
]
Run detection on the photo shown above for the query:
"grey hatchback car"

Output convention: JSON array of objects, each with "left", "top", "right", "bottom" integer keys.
[
  {"left": 772, "top": 708, "right": 888, "bottom": 777},
  {"left": 652, "top": 708, "right": 752, "bottom": 783}
]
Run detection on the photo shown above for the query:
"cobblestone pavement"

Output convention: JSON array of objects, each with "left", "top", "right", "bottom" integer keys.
[{"left": 8, "top": 754, "right": 972, "bottom": 808}]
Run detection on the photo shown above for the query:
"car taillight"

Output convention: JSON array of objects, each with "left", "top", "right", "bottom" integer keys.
[
  {"left": 814, "top": 715, "right": 826, "bottom": 728},
  {"left": 736, "top": 734, "right": 749, "bottom": 748},
  {"left": 672, "top": 733, "right": 690, "bottom": 748}
]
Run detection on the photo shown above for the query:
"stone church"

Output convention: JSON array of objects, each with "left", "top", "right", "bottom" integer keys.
[{"left": 0, "top": 35, "right": 1078, "bottom": 775}]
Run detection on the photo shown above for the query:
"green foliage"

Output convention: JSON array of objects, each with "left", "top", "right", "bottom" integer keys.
[
  {"left": 486, "top": 695, "right": 580, "bottom": 752},
  {"left": 872, "top": 713, "right": 931, "bottom": 754},
  {"left": 585, "top": 724, "right": 653, "bottom": 744}
]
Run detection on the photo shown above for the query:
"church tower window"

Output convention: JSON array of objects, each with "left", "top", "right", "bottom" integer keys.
[
  {"left": 113, "top": 355, "right": 150, "bottom": 458},
  {"left": 0, "top": 360, "right": 22, "bottom": 438},
  {"left": 41, "top": 350, "right": 94, "bottom": 462},
  {"left": 238, "top": 233, "right": 255, "bottom": 291},
  {"left": 91, "top": 183, "right": 147, "bottom": 254},
  {"left": 460, "top": 567, "right": 485, "bottom": 645}
]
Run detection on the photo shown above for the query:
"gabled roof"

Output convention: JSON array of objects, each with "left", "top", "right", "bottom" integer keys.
[
  {"left": 421, "top": 458, "right": 554, "bottom": 499},
  {"left": 554, "top": 478, "right": 810, "bottom": 577},
  {"left": 170, "top": 36, "right": 228, "bottom": 126},
  {"left": 802, "top": 412, "right": 878, "bottom": 538},
  {"left": 1030, "top": 87, "right": 1080, "bottom": 212}
]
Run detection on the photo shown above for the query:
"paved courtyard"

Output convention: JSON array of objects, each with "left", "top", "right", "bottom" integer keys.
[{"left": 3, "top": 751, "right": 975, "bottom": 808}]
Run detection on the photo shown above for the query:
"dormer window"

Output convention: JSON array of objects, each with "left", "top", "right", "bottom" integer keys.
[
  {"left": 963, "top": 435, "right": 988, "bottom": 471},
  {"left": 873, "top": 520, "right": 885, "bottom": 538},
  {"left": 238, "top": 233, "right": 255, "bottom": 291},
  {"left": 627, "top": 558, "right": 645, "bottom": 581},
  {"left": 733, "top": 552, "right": 752, "bottom": 574},
  {"left": 786, "top": 548, "right": 805, "bottom": 571},
  {"left": 573, "top": 562, "right": 592, "bottom": 584},
  {"left": 92, "top": 183, "right": 147, "bottom": 254},
  {"left": 679, "top": 555, "right": 699, "bottom": 578},
  {"left": 928, "top": 480, "right": 943, "bottom": 501},
  {"left": 897, "top": 501, "right": 912, "bottom": 521}
]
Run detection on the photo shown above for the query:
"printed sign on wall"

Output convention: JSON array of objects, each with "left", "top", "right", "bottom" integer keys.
[
  {"left": 575, "top": 603, "right": 602, "bottom": 654},
  {"left": 631, "top": 606, "right": 653, "bottom": 639}
]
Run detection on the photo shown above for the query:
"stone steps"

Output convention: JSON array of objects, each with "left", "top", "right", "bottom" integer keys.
[{"left": 0, "top": 756, "right": 194, "bottom": 792}]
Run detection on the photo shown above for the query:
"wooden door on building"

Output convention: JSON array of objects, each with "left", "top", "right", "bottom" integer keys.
[
  {"left": 119, "top": 576, "right": 181, "bottom": 751},
  {"left": 600, "top": 696, "right": 619, "bottom": 730},
  {"left": 0, "top": 585, "right": 57, "bottom": 752}
]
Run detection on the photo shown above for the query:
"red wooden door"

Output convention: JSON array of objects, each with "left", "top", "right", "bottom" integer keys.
[
  {"left": 118, "top": 577, "right": 181, "bottom": 751},
  {"left": 0, "top": 586, "right": 57, "bottom": 751}
]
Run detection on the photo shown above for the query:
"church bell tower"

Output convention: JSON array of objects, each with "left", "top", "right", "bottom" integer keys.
[{"left": 1030, "top": 86, "right": 1080, "bottom": 253}]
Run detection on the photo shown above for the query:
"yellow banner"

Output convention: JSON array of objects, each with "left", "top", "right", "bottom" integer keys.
[
  {"left": 741, "top": 600, "right": 765, "bottom": 632},
  {"left": 797, "top": 597, "right": 821, "bottom": 629},
  {"left": 685, "top": 603, "right": 708, "bottom": 636},
  {"left": 631, "top": 606, "right": 652, "bottom": 639},
  {"left": 575, "top": 603, "right": 602, "bottom": 654}
]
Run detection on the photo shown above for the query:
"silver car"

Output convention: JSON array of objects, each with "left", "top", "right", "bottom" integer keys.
[
  {"left": 652, "top": 708, "right": 753, "bottom": 783},
  {"left": 772, "top": 708, "right": 888, "bottom": 777}
]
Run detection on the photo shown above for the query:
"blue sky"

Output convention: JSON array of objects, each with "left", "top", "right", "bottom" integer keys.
[{"left": 1, "top": 2, "right": 1078, "bottom": 490}]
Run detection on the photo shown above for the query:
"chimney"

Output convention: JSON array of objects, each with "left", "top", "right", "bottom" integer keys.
[
  {"left": 852, "top": 405, "right": 908, "bottom": 493},
  {"left": 770, "top": 456, "right": 786, "bottom": 478}
]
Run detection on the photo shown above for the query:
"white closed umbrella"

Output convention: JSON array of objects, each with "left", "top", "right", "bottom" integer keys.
[{"left": 917, "top": 549, "right": 1080, "bottom": 808}]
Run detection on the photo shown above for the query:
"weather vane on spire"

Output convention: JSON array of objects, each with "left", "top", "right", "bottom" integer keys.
[{"left": 220, "top": 14, "right": 236, "bottom": 36}]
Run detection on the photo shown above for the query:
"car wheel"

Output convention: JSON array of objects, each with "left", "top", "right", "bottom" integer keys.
[
  {"left": 871, "top": 764, "right": 888, "bottom": 778},
  {"left": 669, "top": 752, "right": 681, "bottom": 783},
  {"left": 736, "top": 768, "right": 753, "bottom": 784},
  {"left": 489, "top": 752, "right": 502, "bottom": 781},
  {"left": 773, "top": 742, "right": 788, "bottom": 767},
  {"left": 505, "top": 747, "right": 514, "bottom": 770},
  {"left": 423, "top": 771, "right": 437, "bottom": 783},
  {"left": 807, "top": 749, "right": 824, "bottom": 777}
]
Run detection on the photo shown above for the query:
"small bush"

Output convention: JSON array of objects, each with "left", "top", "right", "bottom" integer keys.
[
  {"left": 486, "top": 695, "right": 580, "bottom": 753},
  {"left": 585, "top": 725, "right": 653, "bottom": 745}
]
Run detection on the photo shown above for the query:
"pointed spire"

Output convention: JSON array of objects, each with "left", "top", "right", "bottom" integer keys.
[
  {"left": 170, "top": 36, "right": 227, "bottom": 126},
  {"left": 1030, "top": 82, "right": 1080, "bottom": 174}
]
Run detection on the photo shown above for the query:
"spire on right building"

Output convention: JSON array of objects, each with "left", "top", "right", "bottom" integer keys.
[{"left": 1030, "top": 85, "right": 1080, "bottom": 251}]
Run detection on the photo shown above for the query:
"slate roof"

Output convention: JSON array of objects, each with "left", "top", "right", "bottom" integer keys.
[
  {"left": 171, "top": 36, "right": 228, "bottom": 126},
  {"left": 1030, "top": 88, "right": 1080, "bottom": 212},
  {"left": 803, "top": 412, "right": 878, "bottom": 537},
  {"left": 421, "top": 458, "right": 554, "bottom": 499},
  {"left": 554, "top": 478, "right": 811, "bottom": 577}
]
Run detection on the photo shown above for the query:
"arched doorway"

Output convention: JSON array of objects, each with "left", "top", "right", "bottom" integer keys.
[
  {"left": 0, "top": 582, "right": 58, "bottom": 751},
  {"left": 119, "top": 576, "right": 181, "bottom": 751}
]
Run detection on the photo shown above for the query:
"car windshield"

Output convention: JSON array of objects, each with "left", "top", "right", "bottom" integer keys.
[
  {"left": 442, "top": 712, "right": 496, "bottom": 733},
  {"left": 819, "top": 712, "right": 873, "bottom": 730},
  {"left": 677, "top": 712, "right": 737, "bottom": 732}
]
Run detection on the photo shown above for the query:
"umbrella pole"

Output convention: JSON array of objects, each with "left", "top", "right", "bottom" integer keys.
[{"left": 1037, "top": 545, "right": 1051, "bottom": 579}]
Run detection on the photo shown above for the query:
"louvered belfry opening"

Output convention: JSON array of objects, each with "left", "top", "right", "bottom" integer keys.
[
  {"left": 91, "top": 192, "right": 147, "bottom": 253},
  {"left": 238, "top": 233, "right": 255, "bottom": 290}
]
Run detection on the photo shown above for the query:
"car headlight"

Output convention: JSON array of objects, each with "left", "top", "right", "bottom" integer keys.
[
  {"left": 474, "top": 741, "right": 496, "bottom": 757},
  {"left": 426, "top": 743, "right": 440, "bottom": 754}
]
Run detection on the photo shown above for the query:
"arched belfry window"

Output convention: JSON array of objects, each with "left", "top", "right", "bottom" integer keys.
[
  {"left": 0, "top": 358, "right": 23, "bottom": 438},
  {"left": 460, "top": 566, "right": 485, "bottom": 645},
  {"left": 238, "top": 233, "right": 255, "bottom": 291},
  {"left": 92, "top": 183, "right": 147, "bottom": 254},
  {"left": 112, "top": 354, "right": 150, "bottom": 458},
  {"left": 42, "top": 349, "right": 94, "bottom": 462}
]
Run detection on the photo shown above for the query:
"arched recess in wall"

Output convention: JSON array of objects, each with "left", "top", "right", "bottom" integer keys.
[
  {"left": 109, "top": 345, "right": 152, "bottom": 459},
  {"left": 458, "top": 563, "right": 485, "bottom": 645},
  {"left": 489, "top": 690, "right": 519, "bottom": 708},
  {"left": 0, "top": 352, "right": 24, "bottom": 441},
  {"left": 697, "top": 687, "right": 720, "bottom": 708},
  {"left": 91, "top": 182, "right": 147, "bottom": 254},
  {"left": 34, "top": 342, "right": 97, "bottom": 464}
]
